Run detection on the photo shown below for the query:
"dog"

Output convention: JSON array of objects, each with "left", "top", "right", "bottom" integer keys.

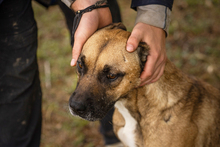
[{"left": 69, "top": 23, "right": 220, "bottom": 147}]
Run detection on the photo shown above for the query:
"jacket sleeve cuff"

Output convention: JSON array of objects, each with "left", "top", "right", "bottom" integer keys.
[
  {"left": 61, "top": 0, "right": 75, "bottom": 8},
  {"left": 135, "top": 5, "right": 171, "bottom": 36}
]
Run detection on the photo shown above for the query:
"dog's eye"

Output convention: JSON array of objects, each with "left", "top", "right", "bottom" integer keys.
[
  {"left": 78, "top": 62, "right": 82, "bottom": 69},
  {"left": 107, "top": 74, "right": 117, "bottom": 80}
]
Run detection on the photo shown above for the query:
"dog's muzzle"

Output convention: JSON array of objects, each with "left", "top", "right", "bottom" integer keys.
[{"left": 69, "top": 91, "right": 114, "bottom": 121}]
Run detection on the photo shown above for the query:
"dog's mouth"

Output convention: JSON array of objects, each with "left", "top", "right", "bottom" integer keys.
[
  {"left": 69, "top": 107, "right": 101, "bottom": 121},
  {"left": 69, "top": 108, "right": 105, "bottom": 121}
]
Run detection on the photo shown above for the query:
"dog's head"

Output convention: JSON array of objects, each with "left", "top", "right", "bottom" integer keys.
[{"left": 69, "top": 23, "right": 149, "bottom": 121}]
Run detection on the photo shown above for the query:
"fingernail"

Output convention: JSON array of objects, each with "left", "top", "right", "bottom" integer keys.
[
  {"left": 70, "top": 59, "right": 76, "bottom": 66},
  {"left": 126, "top": 44, "right": 134, "bottom": 52}
]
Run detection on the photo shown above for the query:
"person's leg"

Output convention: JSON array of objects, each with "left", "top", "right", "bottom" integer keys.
[
  {"left": 57, "top": 0, "right": 122, "bottom": 145},
  {"left": 100, "top": 108, "right": 120, "bottom": 145},
  {"left": 57, "top": 0, "right": 75, "bottom": 35},
  {"left": 108, "top": 0, "right": 122, "bottom": 23},
  {"left": 0, "top": 0, "right": 42, "bottom": 146}
]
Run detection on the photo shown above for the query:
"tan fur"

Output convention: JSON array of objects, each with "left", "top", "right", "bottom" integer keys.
[{"left": 70, "top": 23, "right": 220, "bottom": 147}]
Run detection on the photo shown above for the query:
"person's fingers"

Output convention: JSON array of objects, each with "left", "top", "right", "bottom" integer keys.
[
  {"left": 126, "top": 26, "right": 143, "bottom": 52},
  {"left": 140, "top": 67, "right": 159, "bottom": 86},
  {"left": 129, "top": 23, "right": 166, "bottom": 85},
  {"left": 139, "top": 54, "right": 158, "bottom": 84},
  {"left": 150, "top": 64, "right": 165, "bottom": 83},
  {"left": 71, "top": 36, "right": 85, "bottom": 66},
  {"left": 139, "top": 44, "right": 167, "bottom": 85},
  {"left": 140, "top": 62, "right": 165, "bottom": 86},
  {"left": 70, "top": 26, "right": 97, "bottom": 66},
  {"left": 70, "top": 8, "right": 112, "bottom": 67},
  {"left": 70, "top": 11, "right": 99, "bottom": 66}
]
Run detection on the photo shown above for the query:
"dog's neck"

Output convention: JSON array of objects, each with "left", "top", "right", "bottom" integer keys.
[
  {"left": 119, "top": 59, "right": 193, "bottom": 122},
  {"left": 138, "top": 60, "right": 192, "bottom": 110},
  {"left": 114, "top": 59, "right": 195, "bottom": 146}
]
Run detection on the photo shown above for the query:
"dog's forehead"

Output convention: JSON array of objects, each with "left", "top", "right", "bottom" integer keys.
[
  {"left": 82, "top": 28, "right": 129, "bottom": 56},
  {"left": 81, "top": 28, "right": 139, "bottom": 71}
]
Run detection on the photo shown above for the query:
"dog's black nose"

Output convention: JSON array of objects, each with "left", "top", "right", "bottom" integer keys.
[{"left": 69, "top": 100, "right": 87, "bottom": 113}]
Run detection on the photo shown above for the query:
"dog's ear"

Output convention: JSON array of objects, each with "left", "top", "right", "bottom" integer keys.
[
  {"left": 106, "top": 23, "right": 127, "bottom": 31},
  {"left": 137, "top": 42, "right": 150, "bottom": 71}
]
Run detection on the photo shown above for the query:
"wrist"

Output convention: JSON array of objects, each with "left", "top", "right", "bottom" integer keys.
[{"left": 71, "top": 0, "right": 104, "bottom": 12}]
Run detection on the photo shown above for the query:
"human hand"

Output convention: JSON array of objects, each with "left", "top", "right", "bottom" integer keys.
[
  {"left": 70, "top": 0, "right": 112, "bottom": 66},
  {"left": 126, "top": 23, "right": 166, "bottom": 86}
]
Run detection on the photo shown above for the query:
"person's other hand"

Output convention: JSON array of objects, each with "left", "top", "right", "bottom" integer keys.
[
  {"left": 126, "top": 22, "right": 166, "bottom": 86},
  {"left": 70, "top": 0, "right": 112, "bottom": 66}
]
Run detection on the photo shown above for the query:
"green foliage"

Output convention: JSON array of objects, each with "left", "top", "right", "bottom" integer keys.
[{"left": 186, "top": 0, "right": 204, "bottom": 6}]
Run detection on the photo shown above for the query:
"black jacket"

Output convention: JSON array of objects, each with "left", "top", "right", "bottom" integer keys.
[{"left": 131, "top": 0, "right": 174, "bottom": 10}]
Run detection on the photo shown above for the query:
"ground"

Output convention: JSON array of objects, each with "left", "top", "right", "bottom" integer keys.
[{"left": 32, "top": 0, "right": 220, "bottom": 146}]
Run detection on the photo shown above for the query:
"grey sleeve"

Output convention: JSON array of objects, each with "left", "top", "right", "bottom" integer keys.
[
  {"left": 135, "top": 5, "right": 171, "bottom": 35},
  {"left": 61, "top": 0, "right": 74, "bottom": 8}
]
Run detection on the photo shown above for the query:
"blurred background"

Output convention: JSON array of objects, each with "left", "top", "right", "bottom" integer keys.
[{"left": 33, "top": 0, "right": 220, "bottom": 146}]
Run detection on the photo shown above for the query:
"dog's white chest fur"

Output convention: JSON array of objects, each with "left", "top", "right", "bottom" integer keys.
[{"left": 115, "top": 100, "right": 137, "bottom": 147}]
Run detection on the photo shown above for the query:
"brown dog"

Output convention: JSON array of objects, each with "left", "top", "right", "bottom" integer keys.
[{"left": 69, "top": 23, "right": 220, "bottom": 147}]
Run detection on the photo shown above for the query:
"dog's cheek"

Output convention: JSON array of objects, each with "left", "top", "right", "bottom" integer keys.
[
  {"left": 91, "top": 83, "right": 114, "bottom": 106},
  {"left": 105, "top": 81, "right": 134, "bottom": 101},
  {"left": 120, "top": 71, "right": 141, "bottom": 94}
]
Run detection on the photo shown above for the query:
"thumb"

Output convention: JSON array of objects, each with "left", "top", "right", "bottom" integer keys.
[{"left": 126, "top": 27, "right": 142, "bottom": 52}]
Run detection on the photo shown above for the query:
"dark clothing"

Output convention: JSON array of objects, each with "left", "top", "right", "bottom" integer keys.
[
  {"left": 107, "top": 0, "right": 122, "bottom": 23},
  {"left": 100, "top": 108, "right": 120, "bottom": 145},
  {"left": 0, "top": 0, "right": 42, "bottom": 146},
  {"left": 0, "top": 0, "right": 121, "bottom": 146},
  {"left": 131, "top": 0, "right": 174, "bottom": 10}
]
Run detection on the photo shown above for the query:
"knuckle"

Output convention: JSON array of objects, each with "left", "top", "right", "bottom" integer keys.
[
  {"left": 153, "top": 52, "right": 160, "bottom": 58},
  {"left": 128, "top": 36, "right": 139, "bottom": 45},
  {"left": 151, "top": 78, "right": 158, "bottom": 83},
  {"left": 161, "top": 55, "right": 167, "bottom": 63},
  {"left": 159, "top": 55, "right": 166, "bottom": 63},
  {"left": 151, "top": 75, "right": 161, "bottom": 83},
  {"left": 144, "top": 70, "right": 153, "bottom": 78}
]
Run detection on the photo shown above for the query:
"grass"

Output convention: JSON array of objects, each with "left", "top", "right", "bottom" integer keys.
[{"left": 32, "top": 0, "right": 220, "bottom": 146}]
